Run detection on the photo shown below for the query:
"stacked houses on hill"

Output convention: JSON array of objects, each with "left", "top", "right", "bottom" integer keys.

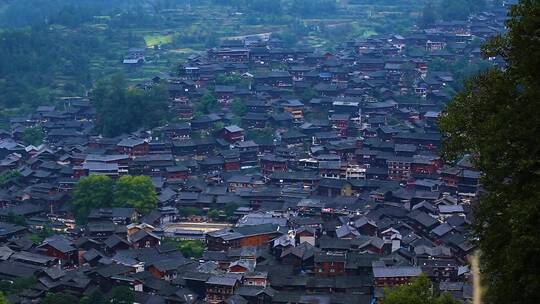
[{"left": 0, "top": 8, "right": 509, "bottom": 304}]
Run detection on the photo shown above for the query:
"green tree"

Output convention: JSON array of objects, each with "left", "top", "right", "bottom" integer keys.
[
  {"left": 224, "top": 202, "right": 239, "bottom": 217},
  {"left": 0, "top": 292, "right": 8, "bottom": 304},
  {"left": 301, "top": 88, "right": 319, "bottom": 102},
  {"left": 246, "top": 126, "right": 275, "bottom": 141},
  {"left": 194, "top": 91, "right": 218, "bottom": 114},
  {"left": 0, "top": 27, "right": 95, "bottom": 109},
  {"left": 428, "top": 58, "right": 450, "bottom": 72},
  {"left": 80, "top": 290, "right": 106, "bottom": 304},
  {"left": 438, "top": 1, "right": 540, "bottom": 303},
  {"left": 6, "top": 212, "right": 25, "bottom": 226},
  {"left": 207, "top": 209, "right": 220, "bottom": 221},
  {"left": 9, "top": 276, "right": 37, "bottom": 295},
  {"left": 42, "top": 293, "right": 79, "bottom": 304},
  {"left": 230, "top": 116, "right": 242, "bottom": 127},
  {"left": 400, "top": 62, "right": 417, "bottom": 88},
  {"left": 93, "top": 74, "right": 169, "bottom": 137},
  {"left": 139, "top": 82, "right": 170, "bottom": 128},
  {"left": 113, "top": 175, "right": 157, "bottom": 214},
  {"left": 382, "top": 275, "right": 459, "bottom": 304},
  {"left": 421, "top": 0, "right": 437, "bottom": 27},
  {"left": 0, "top": 170, "right": 22, "bottom": 186},
  {"left": 92, "top": 74, "right": 131, "bottom": 137},
  {"left": 178, "top": 207, "right": 203, "bottom": 217},
  {"left": 438, "top": 0, "right": 470, "bottom": 21},
  {"left": 29, "top": 226, "right": 54, "bottom": 245},
  {"left": 21, "top": 126, "right": 44, "bottom": 146},
  {"left": 165, "top": 238, "right": 204, "bottom": 258},
  {"left": 216, "top": 73, "right": 243, "bottom": 85},
  {"left": 109, "top": 286, "right": 134, "bottom": 304},
  {"left": 72, "top": 175, "right": 114, "bottom": 222},
  {"left": 438, "top": 0, "right": 486, "bottom": 21},
  {"left": 230, "top": 99, "right": 247, "bottom": 117},
  {"left": 289, "top": 0, "right": 336, "bottom": 17},
  {"left": 212, "top": 122, "right": 225, "bottom": 134}
]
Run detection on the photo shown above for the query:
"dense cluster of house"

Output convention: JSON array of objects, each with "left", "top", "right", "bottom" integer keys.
[{"left": 0, "top": 8, "right": 508, "bottom": 304}]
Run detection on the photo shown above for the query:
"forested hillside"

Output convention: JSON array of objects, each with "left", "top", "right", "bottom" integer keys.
[
  {"left": 0, "top": 0, "right": 495, "bottom": 135},
  {"left": 0, "top": 0, "right": 481, "bottom": 117}
]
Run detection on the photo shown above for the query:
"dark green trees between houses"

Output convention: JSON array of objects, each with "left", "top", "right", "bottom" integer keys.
[
  {"left": 92, "top": 74, "right": 169, "bottom": 138},
  {"left": 421, "top": 0, "right": 488, "bottom": 26},
  {"left": 439, "top": 0, "right": 540, "bottom": 303},
  {"left": 382, "top": 275, "right": 459, "bottom": 304},
  {"left": 71, "top": 175, "right": 157, "bottom": 222}
]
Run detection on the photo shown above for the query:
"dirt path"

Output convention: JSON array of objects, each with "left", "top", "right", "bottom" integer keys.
[{"left": 471, "top": 252, "right": 483, "bottom": 304}]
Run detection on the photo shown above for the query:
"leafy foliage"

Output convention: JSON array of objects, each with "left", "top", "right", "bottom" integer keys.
[
  {"left": 79, "top": 290, "right": 106, "bottom": 304},
  {"left": 224, "top": 202, "right": 240, "bottom": 217},
  {"left": 42, "top": 292, "right": 79, "bottom": 304},
  {"left": 193, "top": 91, "right": 218, "bottom": 115},
  {"left": 289, "top": 0, "right": 337, "bottom": 17},
  {"left": 0, "top": 292, "right": 7, "bottom": 304},
  {"left": 113, "top": 175, "right": 157, "bottom": 215},
  {"left": 0, "top": 276, "right": 38, "bottom": 295},
  {"left": 20, "top": 126, "right": 44, "bottom": 146},
  {"left": 178, "top": 207, "right": 204, "bottom": 217},
  {"left": 109, "top": 286, "right": 135, "bottom": 304},
  {"left": 246, "top": 126, "right": 275, "bottom": 141},
  {"left": 207, "top": 209, "right": 220, "bottom": 221},
  {"left": 382, "top": 275, "right": 459, "bottom": 304},
  {"left": 421, "top": 1, "right": 437, "bottom": 28},
  {"left": 93, "top": 74, "right": 169, "bottom": 137},
  {"left": 0, "top": 170, "right": 22, "bottom": 186},
  {"left": 230, "top": 99, "right": 247, "bottom": 117},
  {"left": 428, "top": 57, "right": 492, "bottom": 92},
  {"left": 72, "top": 175, "right": 157, "bottom": 222},
  {"left": 300, "top": 88, "right": 319, "bottom": 102},
  {"left": 166, "top": 238, "right": 205, "bottom": 258},
  {"left": 437, "top": 0, "right": 486, "bottom": 21},
  {"left": 439, "top": 1, "right": 540, "bottom": 303},
  {"left": 72, "top": 175, "right": 114, "bottom": 222},
  {"left": 0, "top": 27, "right": 97, "bottom": 109},
  {"left": 216, "top": 74, "right": 247, "bottom": 86},
  {"left": 211, "top": 0, "right": 336, "bottom": 17},
  {"left": 172, "top": 23, "right": 219, "bottom": 47},
  {"left": 6, "top": 212, "right": 26, "bottom": 226},
  {"left": 29, "top": 227, "right": 54, "bottom": 245}
]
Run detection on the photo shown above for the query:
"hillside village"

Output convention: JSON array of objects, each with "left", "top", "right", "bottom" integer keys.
[{"left": 0, "top": 6, "right": 509, "bottom": 304}]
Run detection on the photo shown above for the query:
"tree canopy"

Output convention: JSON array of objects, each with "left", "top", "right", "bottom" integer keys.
[
  {"left": 42, "top": 292, "right": 79, "bottom": 304},
  {"left": 419, "top": 0, "right": 488, "bottom": 24},
  {"left": 421, "top": 1, "right": 437, "bottom": 27},
  {"left": 93, "top": 74, "right": 169, "bottom": 137},
  {"left": 382, "top": 275, "right": 459, "bottom": 304},
  {"left": 0, "top": 293, "right": 7, "bottom": 304},
  {"left": 438, "top": 1, "right": 540, "bottom": 303},
  {"left": 109, "top": 286, "right": 135, "bottom": 304},
  {"left": 79, "top": 290, "right": 106, "bottom": 304},
  {"left": 230, "top": 99, "right": 247, "bottom": 117},
  {"left": 193, "top": 90, "right": 218, "bottom": 116},
  {"left": 113, "top": 175, "right": 158, "bottom": 215},
  {"left": 72, "top": 175, "right": 114, "bottom": 221},
  {"left": 72, "top": 175, "right": 157, "bottom": 222},
  {"left": 438, "top": 0, "right": 486, "bottom": 21},
  {"left": 0, "top": 170, "right": 22, "bottom": 187},
  {"left": 20, "top": 126, "right": 44, "bottom": 146},
  {"left": 166, "top": 238, "right": 204, "bottom": 258},
  {"left": 0, "top": 276, "right": 38, "bottom": 296},
  {"left": 0, "top": 27, "right": 96, "bottom": 109}
]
